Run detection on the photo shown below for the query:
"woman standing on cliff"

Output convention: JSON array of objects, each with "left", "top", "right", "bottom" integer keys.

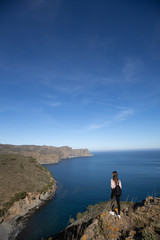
[{"left": 110, "top": 171, "right": 122, "bottom": 218}]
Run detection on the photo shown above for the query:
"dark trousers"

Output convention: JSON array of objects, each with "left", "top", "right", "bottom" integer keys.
[{"left": 111, "top": 192, "right": 120, "bottom": 215}]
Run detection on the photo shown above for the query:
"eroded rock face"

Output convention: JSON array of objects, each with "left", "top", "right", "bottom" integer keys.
[
  {"left": 0, "top": 184, "right": 56, "bottom": 240},
  {"left": 52, "top": 197, "right": 160, "bottom": 240},
  {"left": 0, "top": 144, "right": 93, "bottom": 164},
  {"left": 0, "top": 154, "right": 57, "bottom": 240},
  {"left": 5, "top": 189, "right": 55, "bottom": 221}
]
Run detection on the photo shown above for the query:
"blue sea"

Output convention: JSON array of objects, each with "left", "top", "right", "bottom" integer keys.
[{"left": 16, "top": 150, "right": 160, "bottom": 240}]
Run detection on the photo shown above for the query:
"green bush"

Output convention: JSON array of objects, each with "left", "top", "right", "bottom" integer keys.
[
  {"left": 69, "top": 218, "right": 75, "bottom": 224},
  {"left": 87, "top": 205, "right": 93, "bottom": 211},
  {"left": 38, "top": 180, "right": 55, "bottom": 194},
  {"left": 13, "top": 192, "right": 28, "bottom": 201},
  {"left": 3, "top": 192, "right": 28, "bottom": 212},
  {"left": 29, "top": 158, "right": 36, "bottom": 163},
  {"left": 142, "top": 228, "right": 159, "bottom": 240},
  {"left": 76, "top": 212, "right": 83, "bottom": 220}
]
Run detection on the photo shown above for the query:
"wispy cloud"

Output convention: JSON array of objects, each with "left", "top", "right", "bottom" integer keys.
[
  {"left": 123, "top": 58, "right": 144, "bottom": 82},
  {"left": 87, "top": 123, "right": 106, "bottom": 130},
  {"left": 86, "top": 121, "right": 111, "bottom": 131},
  {"left": 84, "top": 108, "right": 134, "bottom": 132},
  {"left": 115, "top": 109, "right": 134, "bottom": 121},
  {"left": 42, "top": 95, "right": 62, "bottom": 108},
  {"left": 46, "top": 102, "right": 62, "bottom": 107},
  {"left": 40, "top": 72, "right": 117, "bottom": 100}
]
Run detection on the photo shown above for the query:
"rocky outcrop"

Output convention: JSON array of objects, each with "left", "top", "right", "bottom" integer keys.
[
  {"left": 0, "top": 183, "right": 56, "bottom": 240},
  {"left": 0, "top": 154, "right": 57, "bottom": 240},
  {"left": 51, "top": 196, "right": 160, "bottom": 240},
  {"left": 0, "top": 144, "right": 93, "bottom": 164}
]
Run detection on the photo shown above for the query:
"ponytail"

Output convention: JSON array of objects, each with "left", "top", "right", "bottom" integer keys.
[{"left": 112, "top": 171, "right": 119, "bottom": 185}]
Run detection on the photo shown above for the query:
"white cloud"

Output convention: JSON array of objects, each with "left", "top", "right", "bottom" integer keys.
[
  {"left": 88, "top": 123, "right": 105, "bottom": 130},
  {"left": 87, "top": 121, "right": 111, "bottom": 131},
  {"left": 44, "top": 101, "right": 62, "bottom": 107},
  {"left": 115, "top": 109, "right": 134, "bottom": 121}
]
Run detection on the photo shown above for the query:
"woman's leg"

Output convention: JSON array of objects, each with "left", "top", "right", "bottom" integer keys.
[
  {"left": 116, "top": 196, "right": 120, "bottom": 215},
  {"left": 111, "top": 192, "right": 116, "bottom": 211}
]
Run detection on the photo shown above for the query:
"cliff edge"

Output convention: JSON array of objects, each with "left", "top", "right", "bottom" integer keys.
[
  {"left": 51, "top": 196, "right": 160, "bottom": 240},
  {"left": 0, "top": 154, "right": 56, "bottom": 240}
]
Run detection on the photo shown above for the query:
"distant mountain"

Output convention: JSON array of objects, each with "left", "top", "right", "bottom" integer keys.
[{"left": 0, "top": 144, "right": 93, "bottom": 164}]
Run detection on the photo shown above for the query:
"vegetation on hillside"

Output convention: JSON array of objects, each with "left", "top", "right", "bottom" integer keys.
[{"left": 0, "top": 154, "right": 55, "bottom": 217}]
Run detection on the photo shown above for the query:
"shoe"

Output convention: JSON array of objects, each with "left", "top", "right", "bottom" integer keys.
[
  {"left": 109, "top": 211, "right": 114, "bottom": 216},
  {"left": 117, "top": 214, "right": 121, "bottom": 219}
]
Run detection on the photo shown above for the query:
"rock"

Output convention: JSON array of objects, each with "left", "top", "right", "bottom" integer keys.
[
  {"left": 129, "top": 230, "right": 136, "bottom": 237},
  {"left": 144, "top": 196, "right": 154, "bottom": 206},
  {"left": 51, "top": 198, "right": 160, "bottom": 240}
]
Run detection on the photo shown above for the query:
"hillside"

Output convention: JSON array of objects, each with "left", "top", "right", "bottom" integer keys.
[
  {"left": 50, "top": 196, "right": 160, "bottom": 240},
  {"left": 0, "top": 154, "right": 56, "bottom": 240},
  {"left": 0, "top": 144, "right": 93, "bottom": 164}
]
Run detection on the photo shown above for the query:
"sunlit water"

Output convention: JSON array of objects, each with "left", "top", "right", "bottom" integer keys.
[{"left": 16, "top": 150, "right": 160, "bottom": 240}]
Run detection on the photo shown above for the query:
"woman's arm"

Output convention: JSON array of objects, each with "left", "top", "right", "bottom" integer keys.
[
  {"left": 119, "top": 179, "right": 122, "bottom": 189},
  {"left": 111, "top": 179, "right": 116, "bottom": 189}
]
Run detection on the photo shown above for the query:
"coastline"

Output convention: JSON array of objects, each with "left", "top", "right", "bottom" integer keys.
[
  {"left": 0, "top": 182, "right": 57, "bottom": 240},
  {"left": 11, "top": 155, "right": 93, "bottom": 239},
  {"left": 0, "top": 149, "right": 93, "bottom": 240}
]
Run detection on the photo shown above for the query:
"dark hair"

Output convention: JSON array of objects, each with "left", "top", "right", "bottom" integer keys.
[{"left": 112, "top": 171, "right": 119, "bottom": 184}]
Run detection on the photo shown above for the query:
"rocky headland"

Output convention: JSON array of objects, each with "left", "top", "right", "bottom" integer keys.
[
  {"left": 0, "top": 154, "right": 56, "bottom": 240},
  {"left": 49, "top": 196, "right": 160, "bottom": 240},
  {"left": 0, "top": 144, "right": 93, "bottom": 164}
]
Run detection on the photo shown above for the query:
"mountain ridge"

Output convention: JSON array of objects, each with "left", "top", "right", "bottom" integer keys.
[{"left": 0, "top": 144, "right": 93, "bottom": 164}]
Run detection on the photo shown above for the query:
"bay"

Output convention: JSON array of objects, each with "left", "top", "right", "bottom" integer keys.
[{"left": 16, "top": 150, "right": 160, "bottom": 240}]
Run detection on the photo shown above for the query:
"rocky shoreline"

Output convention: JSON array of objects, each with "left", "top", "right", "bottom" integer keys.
[{"left": 0, "top": 183, "right": 56, "bottom": 240}]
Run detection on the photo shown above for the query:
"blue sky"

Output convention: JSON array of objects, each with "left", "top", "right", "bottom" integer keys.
[{"left": 0, "top": 0, "right": 160, "bottom": 151}]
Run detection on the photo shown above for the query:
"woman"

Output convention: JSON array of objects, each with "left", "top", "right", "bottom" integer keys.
[{"left": 109, "top": 171, "right": 122, "bottom": 218}]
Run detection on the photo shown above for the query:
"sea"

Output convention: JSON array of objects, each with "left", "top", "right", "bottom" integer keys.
[{"left": 16, "top": 150, "right": 160, "bottom": 240}]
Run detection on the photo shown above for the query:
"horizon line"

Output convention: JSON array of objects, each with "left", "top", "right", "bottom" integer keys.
[{"left": 89, "top": 148, "right": 160, "bottom": 152}]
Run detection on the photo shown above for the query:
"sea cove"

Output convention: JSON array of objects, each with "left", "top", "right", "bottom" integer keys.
[{"left": 16, "top": 150, "right": 160, "bottom": 240}]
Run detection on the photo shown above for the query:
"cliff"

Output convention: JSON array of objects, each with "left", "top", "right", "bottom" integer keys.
[
  {"left": 0, "top": 144, "right": 93, "bottom": 164},
  {"left": 51, "top": 196, "right": 160, "bottom": 240},
  {"left": 0, "top": 154, "right": 56, "bottom": 240}
]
